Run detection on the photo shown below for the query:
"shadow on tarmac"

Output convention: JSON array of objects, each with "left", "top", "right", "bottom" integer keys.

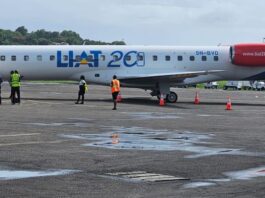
[{"left": 4, "top": 97, "right": 265, "bottom": 107}]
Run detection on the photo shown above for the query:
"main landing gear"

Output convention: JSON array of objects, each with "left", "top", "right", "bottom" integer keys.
[
  {"left": 151, "top": 82, "right": 178, "bottom": 103},
  {"left": 153, "top": 91, "right": 178, "bottom": 103}
]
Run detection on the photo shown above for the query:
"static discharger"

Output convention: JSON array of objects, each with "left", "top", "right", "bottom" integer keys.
[{"left": 194, "top": 91, "right": 200, "bottom": 104}]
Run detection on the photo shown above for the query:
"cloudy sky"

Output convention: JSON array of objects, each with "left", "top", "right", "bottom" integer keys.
[{"left": 1, "top": 0, "right": 265, "bottom": 45}]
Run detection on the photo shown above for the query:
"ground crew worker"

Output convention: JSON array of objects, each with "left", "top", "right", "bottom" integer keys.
[
  {"left": 11, "top": 70, "right": 21, "bottom": 105},
  {"left": 110, "top": 75, "right": 120, "bottom": 110},
  {"left": 75, "top": 75, "right": 87, "bottom": 104}
]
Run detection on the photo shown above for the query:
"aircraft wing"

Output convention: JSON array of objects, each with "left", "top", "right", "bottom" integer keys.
[{"left": 119, "top": 70, "right": 225, "bottom": 83}]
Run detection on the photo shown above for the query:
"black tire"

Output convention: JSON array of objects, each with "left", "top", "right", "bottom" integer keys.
[{"left": 166, "top": 92, "right": 178, "bottom": 103}]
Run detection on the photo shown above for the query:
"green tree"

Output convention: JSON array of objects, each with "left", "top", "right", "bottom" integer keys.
[
  {"left": 0, "top": 27, "right": 126, "bottom": 45},
  {"left": 15, "top": 26, "right": 28, "bottom": 36}
]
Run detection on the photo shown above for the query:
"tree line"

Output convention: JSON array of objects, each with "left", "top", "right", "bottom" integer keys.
[{"left": 0, "top": 26, "right": 126, "bottom": 45}]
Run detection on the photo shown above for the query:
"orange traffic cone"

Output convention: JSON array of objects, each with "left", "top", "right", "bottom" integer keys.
[
  {"left": 159, "top": 94, "right": 165, "bottom": 106},
  {"left": 194, "top": 92, "right": 200, "bottom": 104},
  {"left": 116, "top": 93, "right": 122, "bottom": 102},
  {"left": 226, "top": 96, "right": 232, "bottom": 110}
]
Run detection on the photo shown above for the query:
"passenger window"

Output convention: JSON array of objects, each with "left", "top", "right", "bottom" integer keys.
[
  {"left": 87, "top": 55, "right": 93, "bottom": 61},
  {"left": 137, "top": 55, "right": 144, "bottom": 61},
  {"left": 125, "top": 55, "right": 131, "bottom": 61},
  {"left": 178, "top": 56, "right": 183, "bottom": 61},
  {"left": 165, "top": 56, "right": 171, "bottom": 61},
  {"left": 190, "top": 56, "right": 195, "bottom": 61},
  {"left": 24, "top": 55, "right": 29, "bottom": 61},
  {"left": 202, "top": 56, "right": 207, "bottom": 61},
  {"left": 37, "top": 55, "right": 42, "bottom": 61},
  {"left": 75, "top": 55, "right": 81, "bottom": 62},
  {"left": 153, "top": 55, "right": 158, "bottom": 61},
  {"left": 11, "top": 56, "right": 16, "bottom": 61},
  {"left": 50, "top": 55, "right": 55, "bottom": 61},
  {"left": 214, "top": 56, "right": 219, "bottom": 61},
  {"left": 63, "top": 55, "right": 68, "bottom": 61},
  {"left": 100, "top": 55, "right": 105, "bottom": 61},
  {"left": 113, "top": 55, "right": 118, "bottom": 61},
  {"left": 0, "top": 56, "right": 5, "bottom": 61}
]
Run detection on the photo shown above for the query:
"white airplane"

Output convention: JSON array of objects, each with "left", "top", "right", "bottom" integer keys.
[{"left": 0, "top": 43, "right": 265, "bottom": 102}]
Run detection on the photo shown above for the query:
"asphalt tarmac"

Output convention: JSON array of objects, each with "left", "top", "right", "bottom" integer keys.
[{"left": 0, "top": 82, "right": 265, "bottom": 198}]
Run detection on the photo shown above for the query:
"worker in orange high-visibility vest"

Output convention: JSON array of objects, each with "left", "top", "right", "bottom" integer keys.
[{"left": 110, "top": 75, "right": 120, "bottom": 110}]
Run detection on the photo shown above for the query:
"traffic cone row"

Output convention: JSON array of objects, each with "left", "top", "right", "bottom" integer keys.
[{"left": 157, "top": 91, "right": 233, "bottom": 110}]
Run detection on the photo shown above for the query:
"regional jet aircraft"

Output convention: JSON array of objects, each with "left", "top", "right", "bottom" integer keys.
[{"left": 0, "top": 43, "right": 265, "bottom": 102}]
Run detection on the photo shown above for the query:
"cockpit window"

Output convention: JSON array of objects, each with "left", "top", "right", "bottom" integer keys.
[{"left": 0, "top": 56, "right": 5, "bottom": 61}]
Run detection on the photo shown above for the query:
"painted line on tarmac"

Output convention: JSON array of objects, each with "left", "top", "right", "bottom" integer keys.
[
  {"left": 106, "top": 171, "right": 188, "bottom": 182},
  {"left": 0, "top": 133, "right": 40, "bottom": 137},
  {"left": 27, "top": 100, "right": 62, "bottom": 105},
  {"left": 0, "top": 140, "right": 65, "bottom": 147}
]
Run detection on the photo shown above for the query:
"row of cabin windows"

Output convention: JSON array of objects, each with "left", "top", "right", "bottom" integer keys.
[
  {"left": 153, "top": 55, "right": 219, "bottom": 62},
  {"left": 0, "top": 55, "right": 219, "bottom": 62},
  {"left": 0, "top": 55, "right": 55, "bottom": 61}
]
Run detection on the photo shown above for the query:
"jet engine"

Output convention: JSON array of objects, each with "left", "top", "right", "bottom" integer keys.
[{"left": 231, "top": 43, "right": 265, "bottom": 66}]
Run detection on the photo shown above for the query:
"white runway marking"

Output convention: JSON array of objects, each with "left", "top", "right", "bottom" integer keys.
[
  {"left": 27, "top": 100, "right": 62, "bottom": 105},
  {"left": 0, "top": 140, "right": 65, "bottom": 147},
  {"left": 0, "top": 133, "right": 40, "bottom": 137},
  {"left": 106, "top": 171, "right": 188, "bottom": 182}
]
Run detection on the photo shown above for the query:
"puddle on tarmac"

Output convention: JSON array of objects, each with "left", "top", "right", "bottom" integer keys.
[
  {"left": 61, "top": 126, "right": 265, "bottom": 158},
  {"left": 196, "top": 114, "right": 223, "bottom": 117},
  {"left": 224, "top": 166, "right": 265, "bottom": 180},
  {"left": 25, "top": 122, "right": 91, "bottom": 127},
  {"left": 184, "top": 166, "right": 265, "bottom": 189},
  {"left": 123, "top": 112, "right": 223, "bottom": 120},
  {"left": 183, "top": 182, "right": 216, "bottom": 188},
  {"left": 0, "top": 169, "right": 79, "bottom": 180},
  {"left": 123, "top": 112, "right": 183, "bottom": 120}
]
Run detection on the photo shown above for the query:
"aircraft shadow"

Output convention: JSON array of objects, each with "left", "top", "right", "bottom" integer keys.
[{"left": 7, "top": 97, "right": 265, "bottom": 107}]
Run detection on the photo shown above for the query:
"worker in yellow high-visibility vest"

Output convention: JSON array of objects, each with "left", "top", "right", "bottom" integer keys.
[
  {"left": 110, "top": 75, "right": 120, "bottom": 110},
  {"left": 11, "top": 70, "right": 21, "bottom": 105}
]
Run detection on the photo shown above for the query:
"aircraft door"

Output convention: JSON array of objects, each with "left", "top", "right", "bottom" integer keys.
[{"left": 137, "top": 52, "right": 145, "bottom": 67}]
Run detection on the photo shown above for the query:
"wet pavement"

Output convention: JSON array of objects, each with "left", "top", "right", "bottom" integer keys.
[
  {"left": 0, "top": 169, "right": 79, "bottom": 180},
  {"left": 0, "top": 83, "right": 265, "bottom": 197},
  {"left": 61, "top": 126, "right": 265, "bottom": 158}
]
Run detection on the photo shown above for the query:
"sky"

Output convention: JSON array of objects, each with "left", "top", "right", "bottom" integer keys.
[{"left": 1, "top": 0, "right": 265, "bottom": 45}]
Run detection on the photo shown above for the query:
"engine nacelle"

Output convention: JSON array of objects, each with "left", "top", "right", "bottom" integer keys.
[{"left": 231, "top": 43, "right": 265, "bottom": 66}]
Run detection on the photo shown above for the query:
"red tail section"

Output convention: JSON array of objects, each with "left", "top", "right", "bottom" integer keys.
[{"left": 231, "top": 43, "right": 265, "bottom": 67}]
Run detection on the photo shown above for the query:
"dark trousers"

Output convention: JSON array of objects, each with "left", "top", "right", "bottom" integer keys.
[
  {"left": 0, "top": 86, "right": 1, "bottom": 105},
  {"left": 11, "top": 87, "right": 20, "bottom": 104},
  {"left": 76, "top": 90, "right": 85, "bottom": 103},
  {"left": 112, "top": 92, "right": 119, "bottom": 109}
]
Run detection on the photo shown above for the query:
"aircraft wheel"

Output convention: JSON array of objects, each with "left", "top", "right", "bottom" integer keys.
[{"left": 166, "top": 92, "right": 178, "bottom": 103}]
